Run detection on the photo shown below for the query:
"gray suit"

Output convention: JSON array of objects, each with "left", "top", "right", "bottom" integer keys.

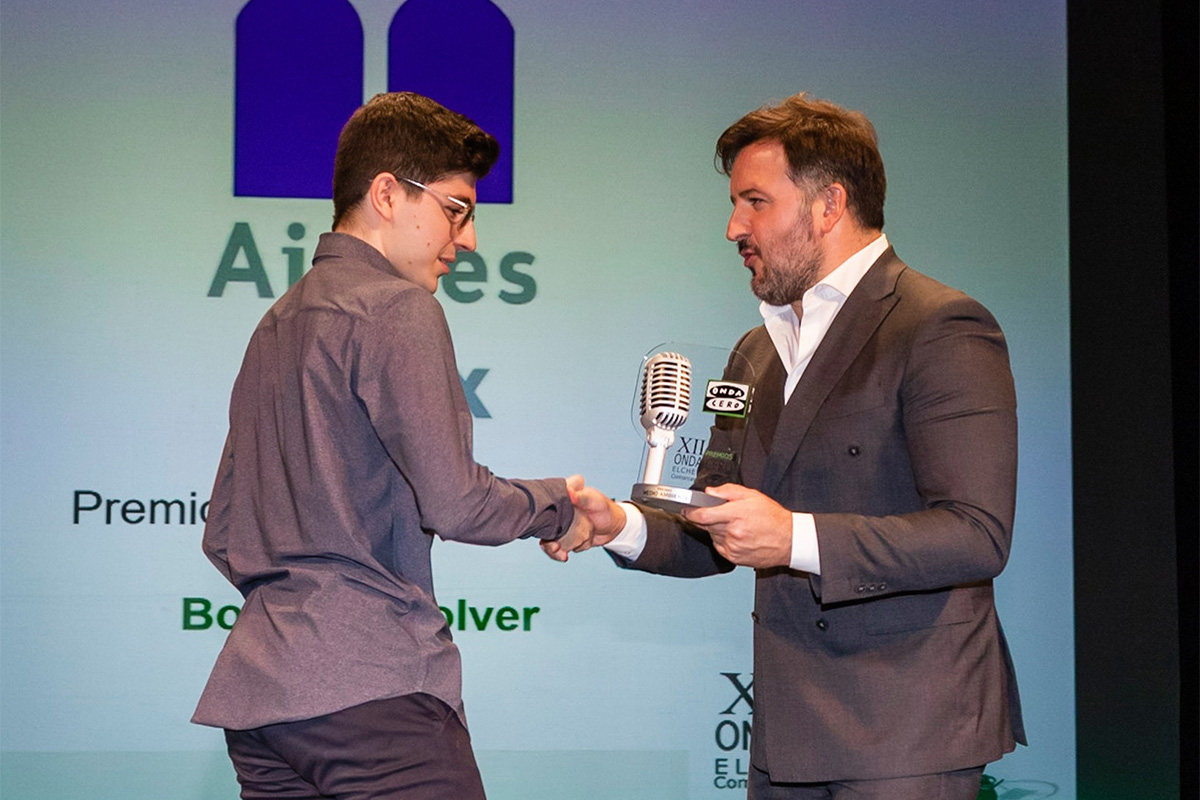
[{"left": 620, "top": 248, "right": 1025, "bottom": 782}]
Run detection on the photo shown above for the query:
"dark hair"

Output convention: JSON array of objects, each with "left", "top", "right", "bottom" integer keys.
[
  {"left": 331, "top": 92, "right": 500, "bottom": 228},
  {"left": 715, "top": 93, "right": 886, "bottom": 230}
]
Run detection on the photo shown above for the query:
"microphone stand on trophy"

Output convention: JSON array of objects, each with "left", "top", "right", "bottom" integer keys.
[{"left": 629, "top": 345, "right": 756, "bottom": 514}]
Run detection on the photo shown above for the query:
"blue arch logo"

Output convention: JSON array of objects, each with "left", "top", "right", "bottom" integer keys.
[{"left": 234, "top": 0, "right": 514, "bottom": 203}]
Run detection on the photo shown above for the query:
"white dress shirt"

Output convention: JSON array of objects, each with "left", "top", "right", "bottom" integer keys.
[{"left": 605, "top": 234, "right": 890, "bottom": 572}]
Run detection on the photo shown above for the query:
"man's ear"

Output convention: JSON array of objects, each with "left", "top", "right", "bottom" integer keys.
[
  {"left": 815, "top": 182, "right": 849, "bottom": 235},
  {"left": 366, "top": 172, "right": 400, "bottom": 221}
]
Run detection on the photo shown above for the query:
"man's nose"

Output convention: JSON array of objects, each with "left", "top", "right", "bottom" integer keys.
[
  {"left": 454, "top": 219, "right": 477, "bottom": 252},
  {"left": 726, "top": 208, "right": 748, "bottom": 242}
]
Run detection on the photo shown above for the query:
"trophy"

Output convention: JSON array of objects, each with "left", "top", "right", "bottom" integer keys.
[{"left": 629, "top": 343, "right": 755, "bottom": 513}]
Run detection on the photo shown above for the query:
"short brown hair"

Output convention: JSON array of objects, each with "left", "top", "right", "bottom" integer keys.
[
  {"left": 331, "top": 92, "right": 500, "bottom": 228},
  {"left": 716, "top": 93, "right": 886, "bottom": 230}
]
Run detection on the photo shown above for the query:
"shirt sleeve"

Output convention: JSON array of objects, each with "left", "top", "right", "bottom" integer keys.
[
  {"left": 603, "top": 501, "right": 649, "bottom": 560},
  {"left": 352, "top": 288, "right": 574, "bottom": 544},
  {"left": 789, "top": 512, "right": 821, "bottom": 574}
]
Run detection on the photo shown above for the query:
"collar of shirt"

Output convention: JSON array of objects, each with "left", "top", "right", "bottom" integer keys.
[
  {"left": 314, "top": 231, "right": 401, "bottom": 278},
  {"left": 759, "top": 233, "right": 890, "bottom": 402}
]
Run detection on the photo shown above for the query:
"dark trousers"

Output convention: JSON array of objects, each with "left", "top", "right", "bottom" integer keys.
[
  {"left": 224, "top": 693, "right": 486, "bottom": 800},
  {"left": 749, "top": 763, "right": 986, "bottom": 800}
]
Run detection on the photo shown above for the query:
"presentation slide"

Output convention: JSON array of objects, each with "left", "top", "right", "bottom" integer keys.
[{"left": 1, "top": 2, "right": 1069, "bottom": 798}]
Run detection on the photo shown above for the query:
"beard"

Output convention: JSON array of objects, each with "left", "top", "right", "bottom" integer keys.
[{"left": 747, "top": 213, "right": 822, "bottom": 306}]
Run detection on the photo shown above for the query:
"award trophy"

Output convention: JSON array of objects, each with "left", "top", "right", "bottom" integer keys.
[{"left": 630, "top": 343, "right": 755, "bottom": 513}]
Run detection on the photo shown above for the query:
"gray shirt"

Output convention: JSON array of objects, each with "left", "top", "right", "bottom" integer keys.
[{"left": 192, "top": 232, "right": 573, "bottom": 730}]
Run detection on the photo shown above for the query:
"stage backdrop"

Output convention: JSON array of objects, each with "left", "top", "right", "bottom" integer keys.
[{"left": 0, "top": 2, "right": 1070, "bottom": 798}]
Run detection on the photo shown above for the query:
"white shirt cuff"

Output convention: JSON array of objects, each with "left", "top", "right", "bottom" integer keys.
[
  {"left": 789, "top": 512, "right": 821, "bottom": 574},
  {"left": 602, "top": 502, "right": 648, "bottom": 561}
]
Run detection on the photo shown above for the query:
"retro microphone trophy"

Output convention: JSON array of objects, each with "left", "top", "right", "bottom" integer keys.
[{"left": 630, "top": 344, "right": 756, "bottom": 514}]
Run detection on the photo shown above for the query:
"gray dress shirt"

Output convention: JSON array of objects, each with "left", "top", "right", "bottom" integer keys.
[{"left": 192, "top": 232, "right": 573, "bottom": 731}]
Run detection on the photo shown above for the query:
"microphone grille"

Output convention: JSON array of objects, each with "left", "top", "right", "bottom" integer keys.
[{"left": 640, "top": 352, "right": 692, "bottom": 431}]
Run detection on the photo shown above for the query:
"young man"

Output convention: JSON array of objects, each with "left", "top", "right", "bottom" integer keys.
[
  {"left": 560, "top": 93, "right": 1025, "bottom": 800},
  {"left": 194, "top": 92, "right": 590, "bottom": 799}
]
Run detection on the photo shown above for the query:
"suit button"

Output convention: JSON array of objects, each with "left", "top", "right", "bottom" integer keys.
[
  {"left": 856, "top": 585, "right": 866, "bottom": 593},
  {"left": 879, "top": 582, "right": 887, "bottom": 591},
  {"left": 848, "top": 445, "right": 861, "bottom": 457},
  {"left": 816, "top": 618, "right": 828, "bottom": 631}
]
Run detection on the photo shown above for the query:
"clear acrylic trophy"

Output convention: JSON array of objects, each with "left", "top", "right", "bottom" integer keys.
[{"left": 629, "top": 342, "right": 756, "bottom": 513}]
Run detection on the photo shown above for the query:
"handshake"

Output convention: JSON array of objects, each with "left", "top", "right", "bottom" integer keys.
[
  {"left": 540, "top": 474, "right": 796, "bottom": 569},
  {"left": 540, "top": 475, "right": 626, "bottom": 562}
]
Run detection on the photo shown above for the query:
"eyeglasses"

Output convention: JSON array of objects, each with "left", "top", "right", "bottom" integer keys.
[{"left": 399, "top": 177, "right": 475, "bottom": 232}]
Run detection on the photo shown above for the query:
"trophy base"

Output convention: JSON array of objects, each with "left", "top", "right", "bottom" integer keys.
[{"left": 631, "top": 483, "right": 725, "bottom": 514}]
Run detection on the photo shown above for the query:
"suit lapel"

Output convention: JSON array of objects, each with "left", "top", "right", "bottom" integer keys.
[
  {"left": 753, "top": 349, "right": 786, "bottom": 453},
  {"left": 759, "top": 249, "right": 905, "bottom": 496},
  {"left": 736, "top": 337, "right": 784, "bottom": 491}
]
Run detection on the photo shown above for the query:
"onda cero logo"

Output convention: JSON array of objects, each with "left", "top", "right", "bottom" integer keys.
[{"left": 703, "top": 380, "right": 751, "bottom": 417}]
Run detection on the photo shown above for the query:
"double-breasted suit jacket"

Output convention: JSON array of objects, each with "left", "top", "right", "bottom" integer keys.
[{"left": 618, "top": 248, "right": 1026, "bottom": 782}]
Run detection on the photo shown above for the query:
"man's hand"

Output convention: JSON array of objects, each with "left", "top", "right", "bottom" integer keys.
[
  {"left": 682, "top": 483, "right": 792, "bottom": 569},
  {"left": 541, "top": 476, "right": 625, "bottom": 562}
]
